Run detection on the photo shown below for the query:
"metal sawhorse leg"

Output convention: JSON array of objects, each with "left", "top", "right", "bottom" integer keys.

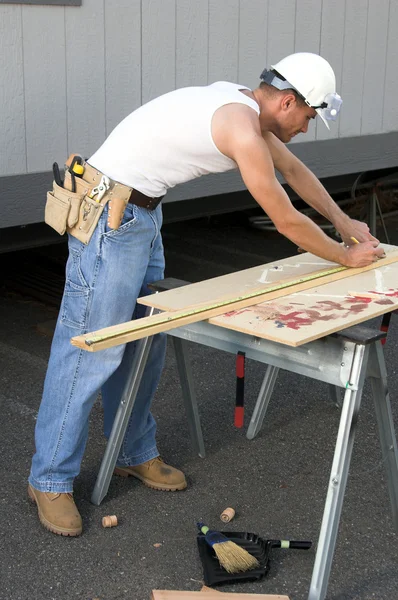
[
  {"left": 242, "top": 327, "right": 398, "bottom": 600},
  {"left": 172, "top": 337, "right": 205, "bottom": 458},
  {"left": 91, "top": 307, "right": 157, "bottom": 506},
  {"left": 308, "top": 333, "right": 398, "bottom": 599},
  {"left": 247, "top": 364, "right": 280, "bottom": 440},
  {"left": 91, "top": 306, "right": 205, "bottom": 505},
  {"left": 247, "top": 374, "right": 342, "bottom": 440}
]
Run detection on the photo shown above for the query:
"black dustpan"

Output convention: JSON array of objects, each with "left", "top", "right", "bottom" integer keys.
[{"left": 197, "top": 530, "right": 311, "bottom": 587}]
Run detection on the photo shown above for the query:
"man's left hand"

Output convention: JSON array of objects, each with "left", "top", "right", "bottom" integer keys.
[{"left": 338, "top": 219, "right": 380, "bottom": 247}]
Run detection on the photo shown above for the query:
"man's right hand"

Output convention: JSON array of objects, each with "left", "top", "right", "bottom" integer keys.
[{"left": 342, "top": 241, "right": 386, "bottom": 268}]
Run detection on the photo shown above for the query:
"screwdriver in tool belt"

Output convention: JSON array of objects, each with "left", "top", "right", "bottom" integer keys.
[
  {"left": 70, "top": 155, "right": 85, "bottom": 177},
  {"left": 68, "top": 155, "right": 85, "bottom": 192}
]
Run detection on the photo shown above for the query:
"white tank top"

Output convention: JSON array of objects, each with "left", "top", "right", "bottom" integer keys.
[{"left": 88, "top": 82, "right": 260, "bottom": 197}]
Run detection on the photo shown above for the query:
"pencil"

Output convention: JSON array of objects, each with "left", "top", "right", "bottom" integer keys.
[{"left": 350, "top": 237, "right": 360, "bottom": 244}]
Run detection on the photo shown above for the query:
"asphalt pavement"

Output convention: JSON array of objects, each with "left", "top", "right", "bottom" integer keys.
[{"left": 0, "top": 208, "right": 397, "bottom": 600}]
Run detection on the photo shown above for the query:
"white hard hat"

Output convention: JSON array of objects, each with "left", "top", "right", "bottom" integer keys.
[{"left": 260, "top": 52, "right": 342, "bottom": 129}]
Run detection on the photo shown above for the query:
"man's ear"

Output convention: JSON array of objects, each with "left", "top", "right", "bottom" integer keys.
[{"left": 281, "top": 93, "right": 296, "bottom": 112}]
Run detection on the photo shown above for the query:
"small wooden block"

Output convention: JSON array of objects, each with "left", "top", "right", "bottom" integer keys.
[
  {"left": 200, "top": 587, "right": 222, "bottom": 593},
  {"left": 152, "top": 591, "right": 290, "bottom": 600}
]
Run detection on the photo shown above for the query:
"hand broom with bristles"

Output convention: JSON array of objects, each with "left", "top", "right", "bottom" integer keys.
[{"left": 198, "top": 522, "right": 260, "bottom": 574}]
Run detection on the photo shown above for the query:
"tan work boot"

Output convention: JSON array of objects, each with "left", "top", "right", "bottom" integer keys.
[
  {"left": 28, "top": 484, "right": 82, "bottom": 536},
  {"left": 114, "top": 457, "right": 187, "bottom": 491}
]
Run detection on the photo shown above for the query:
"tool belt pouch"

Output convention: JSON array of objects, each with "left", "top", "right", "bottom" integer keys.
[
  {"left": 45, "top": 181, "right": 85, "bottom": 236},
  {"left": 62, "top": 172, "right": 106, "bottom": 244},
  {"left": 67, "top": 195, "right": 106, "bottom": 244},
  {"left": 107, "top": 196, "right": 128, "bottom": 230}
]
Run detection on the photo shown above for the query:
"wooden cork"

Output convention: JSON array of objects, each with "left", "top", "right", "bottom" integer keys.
[
  {"left": 102, "top": 515, "right": 118, "bottom": 528},
  {"left": 220, "top": 507, "right": 235, "bottom": 523}
]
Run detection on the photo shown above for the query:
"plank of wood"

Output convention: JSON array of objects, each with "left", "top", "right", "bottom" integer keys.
[
  {"left": 71, "top": 248, "right": 398, "bottom": 352},
  {"left": 152, "top": 592, "right": 290, "bottom": 600},
  {"left": 139, "top": 245, "right": 398, "bottom": 311}
]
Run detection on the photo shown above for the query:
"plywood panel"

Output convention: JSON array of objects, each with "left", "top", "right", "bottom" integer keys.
[
  {"left": 208, "top": 0, "right": 239, "bottom": 83},
  {"left": 0, "top": 5, "right": 26, "bottom": 176},
  {"left": 266, "top": 0, "right": 295, "bottom": 66},
  {"left": 317, "top": 0, "right": 345, "bottom": 142},
  {"left": 176, "top": 0, "right": 208, "bottom": 88},
  {"left": 361, "top": 0, "right": 389, "bottom": 136},
  {"left": 382, "top": 0, "right": 398, "bottom": 133},
  {"left": 338, "top": 0, "right": 367, "bottom": 138},
  {"left": 142, "top": 0, "right": 176, "bottom": 103},
  {"left": 65, "top": 0, "right": 105, "bottom": 157},
  {"left": 292, "top": 0, "right": 321, "bottom": 143},
  {"left": 238, "top": 0, "right": 268, "bottom": 89},
  {"left": 212, "top": 263, "right": 398, "bottom": 346},
  {"left": 104, "top": 0, "right": 141, "bottom": 135},
  {"left": 22, "top": 4, "right": 67, "bottom": 171}
]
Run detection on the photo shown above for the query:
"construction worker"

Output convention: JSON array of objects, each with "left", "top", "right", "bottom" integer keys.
[{"left": 28, "top": 52, "right": 384, "bottom": 537}]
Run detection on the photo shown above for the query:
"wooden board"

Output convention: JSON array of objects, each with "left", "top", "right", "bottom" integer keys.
[
  {"left": 139, "top": 245, "right": 398, "bottom": 311},
  {"left": 71, "top": 246, "right": 398, "bottom": 351},
  {"left": 212, "top": 261, "right": 398, "bottom": 346},
  {"left": 152, "top": 592, "right": 290, "bottom": 600},
  {"left": 140, "top": 244, "right": 398, "bottom": 347}
]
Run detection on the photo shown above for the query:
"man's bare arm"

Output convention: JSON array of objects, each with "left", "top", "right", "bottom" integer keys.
[
  {"left": 263, "top": 132, "right": 378, "bottom": 245},
  {"left": 212, "top": 104, "right": 383, "bottom": 267}
]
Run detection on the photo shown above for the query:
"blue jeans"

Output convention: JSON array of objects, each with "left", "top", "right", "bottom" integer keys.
[{"left": 29, "top": 202, "right": 166, "bottom": 493}]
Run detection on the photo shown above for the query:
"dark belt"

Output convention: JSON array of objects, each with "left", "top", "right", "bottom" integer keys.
[{"left": 129, "top": 188, "right": 164, "bottom": 210}]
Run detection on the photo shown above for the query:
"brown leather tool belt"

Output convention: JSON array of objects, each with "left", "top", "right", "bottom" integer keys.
[{"left": 81, "top": 161, "right": 164, "bottom": 210}]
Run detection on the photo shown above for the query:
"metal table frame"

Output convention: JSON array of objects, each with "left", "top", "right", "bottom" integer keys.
[{"left": 91, "top": 317, "right": 398, "bottom": 600}]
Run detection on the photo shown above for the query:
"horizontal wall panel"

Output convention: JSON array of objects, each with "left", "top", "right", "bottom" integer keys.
[{"left": 1, "top": 171, "right": 53, "bottom": 227}]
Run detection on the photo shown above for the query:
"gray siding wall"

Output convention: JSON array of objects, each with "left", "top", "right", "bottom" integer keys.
[{"left": 1, "top": 0, "right": 398, "bottom": 228}]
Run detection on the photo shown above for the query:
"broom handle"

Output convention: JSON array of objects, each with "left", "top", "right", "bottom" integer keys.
[
  {"left": 271, "top": 540, "right": 312, "bottom": 550},
  {"left": 197, "top": 522, "right": 209, "bottom": 534}
]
